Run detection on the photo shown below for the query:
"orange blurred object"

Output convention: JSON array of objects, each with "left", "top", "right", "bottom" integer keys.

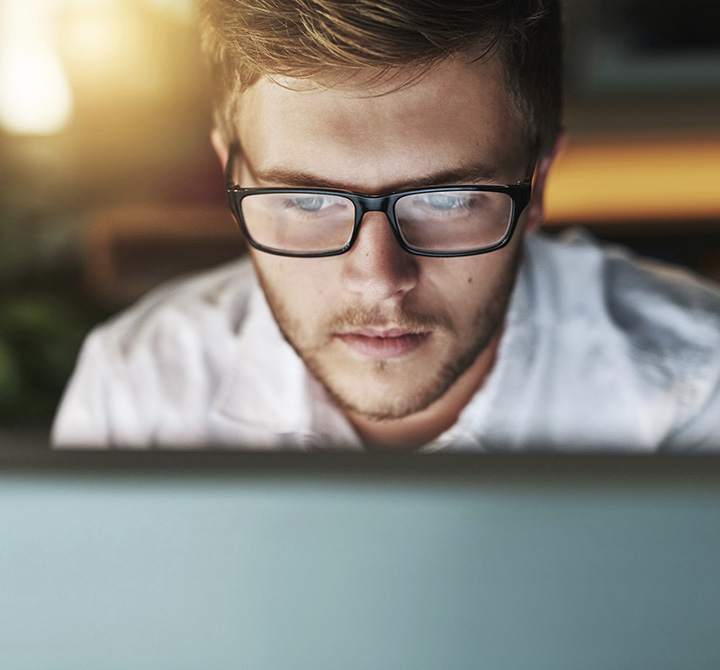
[{"left": 545, "top": 135, "right": 720, "bottom": 224}]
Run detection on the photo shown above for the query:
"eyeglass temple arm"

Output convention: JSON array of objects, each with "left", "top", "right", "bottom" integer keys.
[
  {"left": 523, "top": 142, "right": 540, "bottom": 185},
  {"left": 225, "top": 141, "right": 241, "bottom": 189}
]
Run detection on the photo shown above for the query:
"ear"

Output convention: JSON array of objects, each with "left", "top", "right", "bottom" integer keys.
[
  {"left": 524, "top": 133, "right": 566, "bottom": 234},
  {"left": 211, "top": 127, "right": 229, "bottom": 169}
]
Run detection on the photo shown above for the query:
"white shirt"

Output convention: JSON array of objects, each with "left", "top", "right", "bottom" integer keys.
[{"left": 52, "top": 230, "right": 720, "bottom": 451}]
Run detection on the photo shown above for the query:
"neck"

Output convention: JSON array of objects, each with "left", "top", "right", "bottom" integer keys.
[{"left": 347, "top": 331, "right": 502, "bottom": 451}]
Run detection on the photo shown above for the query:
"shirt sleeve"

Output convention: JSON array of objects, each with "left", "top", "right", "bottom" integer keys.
[{"left": 51, "top": 328, "right": 147, "bottom": 448}]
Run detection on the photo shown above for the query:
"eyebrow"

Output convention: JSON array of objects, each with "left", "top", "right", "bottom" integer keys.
[{"left": 248, "top": 162, "right": 505, "bottom": 194}]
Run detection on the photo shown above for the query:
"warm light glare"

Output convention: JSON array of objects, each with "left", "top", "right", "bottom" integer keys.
[
  {"left": 0, "top": 42, "right": 74, "bottom": 135},
  {"left": 144, "top": 0, "right": 194, "bottom": 19},
  {"left": 63, "top": 14, "right": 128, "bottom": 62},
  {"left": 0, "top": 0, "right": 74, "bottom": 135},
  {"left": 0, "top": 0, "right": 196, "bottom": 135},
  {"left": 545, "top": 136, "right": 720, "bottom": 223}
]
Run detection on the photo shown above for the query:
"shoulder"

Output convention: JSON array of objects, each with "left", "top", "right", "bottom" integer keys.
[
  {"left": 52, "top": 258, "right": 258, "bottom": 447},
  {"left": 96, "top": 256, "right": 257, "bottom": 358},
  {"left": 523, "top": 230, "right": 720, "bottom": 448},
  {"left": 526, "top": 229, "right": 720, "bottom": 357}
]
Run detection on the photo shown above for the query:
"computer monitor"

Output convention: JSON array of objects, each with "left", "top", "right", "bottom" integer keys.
[{"left": 2, "top": 450, "right": 719, "bottom": 669}]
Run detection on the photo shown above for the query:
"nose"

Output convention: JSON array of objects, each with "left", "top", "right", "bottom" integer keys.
[{"left": 341, "top": 212, "right": 418, "bottom": 301}]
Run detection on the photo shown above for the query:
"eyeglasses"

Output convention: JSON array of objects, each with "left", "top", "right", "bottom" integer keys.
[{"left": 225, "top": 143, "right": 534, "bottom": 258}]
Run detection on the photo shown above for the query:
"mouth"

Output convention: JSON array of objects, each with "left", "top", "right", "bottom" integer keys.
[{"left": 335, "top": 328, "right": 430, "bottom": 359}]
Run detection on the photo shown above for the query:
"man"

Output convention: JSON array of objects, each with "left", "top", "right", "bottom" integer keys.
[{"left": 53, "top": 0, "right": 720, "bottom": 450}]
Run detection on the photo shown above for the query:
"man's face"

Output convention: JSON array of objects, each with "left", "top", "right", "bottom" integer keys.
[{"left": 228, "top": 55, "right": 539, "bottom": 426}]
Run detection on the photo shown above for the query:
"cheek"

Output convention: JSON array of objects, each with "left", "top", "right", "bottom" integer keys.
[
  {"left": 431, "top": 254, "right": 506, "bottom": 297},
  {"left": 429, "top": 246, "right": 520, "bottom": 317},
  {"left": 252, "top": 252, "right": 336, "bottom": 309}
]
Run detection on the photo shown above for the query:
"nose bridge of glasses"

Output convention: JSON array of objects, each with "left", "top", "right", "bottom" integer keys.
[
  {"left": 355, "top": 193, "right": 394, "bottom": 219},
  {"left": 353, "top": 194, "right": 406, "bottom": 247}
]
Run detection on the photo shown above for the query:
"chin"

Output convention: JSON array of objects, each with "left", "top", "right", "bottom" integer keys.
[{"left": 320, "top": 369, "right": 450, "bottom": 421}]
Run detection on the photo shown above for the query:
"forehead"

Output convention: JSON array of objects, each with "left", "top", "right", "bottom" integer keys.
[{"left": 234, "top": 55, "right": 527, "bottom": 191}]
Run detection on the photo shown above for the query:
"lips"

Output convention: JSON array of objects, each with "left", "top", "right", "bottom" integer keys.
[{"left": 336, "top": 328, "right": 430, "bottom": 359}]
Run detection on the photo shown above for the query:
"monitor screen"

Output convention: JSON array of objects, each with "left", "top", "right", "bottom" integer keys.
[{"left": 2, "top": 451, "right": 720, "bottom": 670}]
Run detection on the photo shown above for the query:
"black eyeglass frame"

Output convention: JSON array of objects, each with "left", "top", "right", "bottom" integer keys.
[{"left": 225, "top": 143, "right": 535, "bottom": 258}]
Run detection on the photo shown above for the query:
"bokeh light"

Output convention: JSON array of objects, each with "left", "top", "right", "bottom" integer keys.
[{"left": 0, "top": 0, "right": 74, "bottom": 135}]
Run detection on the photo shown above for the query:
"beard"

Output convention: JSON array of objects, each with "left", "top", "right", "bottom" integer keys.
[{"left": 254, "top": 246, "right": 522, "bottom": 422}]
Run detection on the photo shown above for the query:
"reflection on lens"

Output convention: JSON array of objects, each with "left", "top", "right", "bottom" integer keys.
[
  {"left": 237, "top": 189, "right": 515, "bottom": 256},
  {"left": 241, "top": 193, "right": 355, "bottom": 253},
  {"left": 395, "top": 190, "right": 513, "bottom": 253}
]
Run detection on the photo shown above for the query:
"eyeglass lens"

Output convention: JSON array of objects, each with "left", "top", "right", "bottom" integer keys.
[{"left": 240, "top": 190, "right": 514, "bottom": 255}]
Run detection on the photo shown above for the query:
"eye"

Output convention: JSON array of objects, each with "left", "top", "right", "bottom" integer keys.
[
  {"left": 286, "top": 195, "right": 334, "bottom": 212},
  {"left": 421, "top": 193, "right": 473, "bottom": 211}
]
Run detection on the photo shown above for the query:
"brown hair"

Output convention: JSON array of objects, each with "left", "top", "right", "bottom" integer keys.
[{"left": 198, "top": 0, "right": 563, "bottom": 155}]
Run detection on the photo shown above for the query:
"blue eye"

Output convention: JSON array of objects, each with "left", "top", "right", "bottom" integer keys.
[
  {"left": 423, "top": 193, "right": 470, "bottom": 210},
  {"left": 288, "top": 196, "right": 331, "bottom": 212}
]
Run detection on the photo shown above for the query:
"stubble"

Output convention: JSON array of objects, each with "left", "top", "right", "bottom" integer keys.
[{"left": 253, "top": 245, "right": 523, "bottom": 421}]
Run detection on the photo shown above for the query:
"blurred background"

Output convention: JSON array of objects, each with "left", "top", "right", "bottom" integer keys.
[{"left": 0, "top": 0, "right": 719, "bottom": 445}]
